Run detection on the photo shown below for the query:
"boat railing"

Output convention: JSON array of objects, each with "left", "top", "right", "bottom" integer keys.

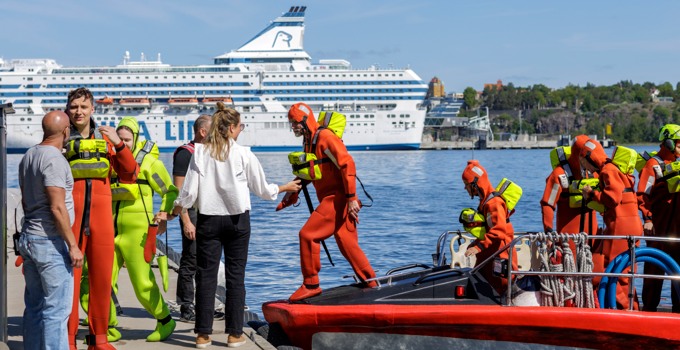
[{"left": 436, "top": 230, "right": 680, "bottom": 310}]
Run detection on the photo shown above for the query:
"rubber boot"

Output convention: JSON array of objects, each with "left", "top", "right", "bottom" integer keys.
[
  {"left": 85, "top": 334, "right": 116, "bottom": 350},
  {"left": 146, "top": 315, "right": 176, "bottom": 342},
  {"left": 289, "top": 284, "right": 322, "bottom": 301},
  {"left": 107, "top": 327, "right": 121, "bottom": 342}
]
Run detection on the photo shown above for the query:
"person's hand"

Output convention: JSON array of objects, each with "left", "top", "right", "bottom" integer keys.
[
  {"left": 183, "top": 221, "right": 196, "bottom": 240},
  {"left": 154, "top": 212, "right": 168, "bottom": 223},
  {"left": 643, "top": 221, "right": 655, "bottom": 236},
  {"left": 581, "top": 184, "right": 593, "bottom": 199},
  {"left": 465, "top": 245, "right": 481, "bottom": 257},
  {"left": 69, "top": 244, "right": 84, "bottom": 268},
  {"left": 98, "top": 125, "right": 121, "bottom": 145},
  {"left": 348, "top": 200, "right": 361, "bottom": 223},
  {"left": 279, "top": 178, "right": 302, "bottom": 193}
]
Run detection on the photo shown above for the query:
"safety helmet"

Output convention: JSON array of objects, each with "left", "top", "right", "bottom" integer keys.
[
  {"left": 288, "top": 102, "right": 315, "bottom": 124},
  {"left": 659, "top": 124, "right": 680, "bottom": 141}
]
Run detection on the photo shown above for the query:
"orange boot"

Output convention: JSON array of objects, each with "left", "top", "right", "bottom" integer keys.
[{"left": 289, "top": 284, "right": 322, "bottom": 301}]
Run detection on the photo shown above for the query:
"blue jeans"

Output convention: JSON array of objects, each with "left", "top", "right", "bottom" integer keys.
[{"left": 19, "top": 233, "right": 74, "bottom": 350}]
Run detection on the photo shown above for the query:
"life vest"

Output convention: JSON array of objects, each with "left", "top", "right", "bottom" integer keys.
[
  {"left": 459, "top": 208, "right": 487, "bottom": 239},
  {"left": 289, "top": 151, "right": 329, "bottom": 180},
  {"left": 635, "top": 150, "right": 659, "bottom": 173},
  {"left": 568, "top": 178, "right": 605, "bottom": 213},
  {"left": 663, "top": 161, "right": 680, "bottom": 193},
  {"left": 65, "top": 138, "right": 111, "bottom": 179},
  {"left": 173, "top": 142, "right": 195, "bottom": 158},
  {"left": 288, "top": 111, "right": 346, "bottom": 180},
  {"left": 549, "top": 146, "right": 573, "bottom": 189},
  {"left": 111, "top": 141, "right": 157, "bottom": 201},
  {"left": 610, "top": 145, "right": 638, "bottom": 175},
  {"left": 487, "top": 178, "right": 522, "bottom": 214}
]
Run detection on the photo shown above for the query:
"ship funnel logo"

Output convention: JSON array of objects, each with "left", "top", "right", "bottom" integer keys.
[{"left": 272, "top": 31, "right": 293, "bottom": 48}]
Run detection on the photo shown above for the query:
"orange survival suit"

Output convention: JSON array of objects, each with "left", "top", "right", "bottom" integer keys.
[
  {"left": 638, "top": 145, "right": 680, "bottom": 312},
  {"left": 462, "top": 160, "right": 518, "bottom": 295},
  {"left": 540, "top": 135, "right": 599, "bottom": 236},
  {"left": 67, "top": 119, "right": 137, "bottom": 349},
  {"left": 581, "top": 139, "right": 641, "bottom": 310},
  {"left": 288, "top": 103, "right": 376, "bottom": 301}
]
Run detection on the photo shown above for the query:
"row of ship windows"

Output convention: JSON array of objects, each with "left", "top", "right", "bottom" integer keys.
[
  {"left": 264, "top": 73, "right": 405, "bottom": 78},
  {"left": 2, "top": 89, "right": 423, "bottom": 97},
  {"left": 264, "top": 81, "right": 419, "bottom": 86},
  {"left": 14, "top": 74, "right": 412, "bottom": 83}
]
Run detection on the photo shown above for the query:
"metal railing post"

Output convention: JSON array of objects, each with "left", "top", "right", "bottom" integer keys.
[{"left": 1, "top": 103, "right": 14, "bottom": 345}]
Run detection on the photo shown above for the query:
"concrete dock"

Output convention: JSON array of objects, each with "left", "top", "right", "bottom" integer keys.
[{"left": 4, "top": 246, "right": 277, "bottom": 350}]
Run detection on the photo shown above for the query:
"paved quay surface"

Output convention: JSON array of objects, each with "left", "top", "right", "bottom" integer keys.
[{"left": 5, "top": 247, "right": 277, "bottom": 350}]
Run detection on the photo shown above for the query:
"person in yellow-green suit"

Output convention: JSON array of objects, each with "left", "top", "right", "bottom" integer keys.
[{"left": 82, "top": 117, "right": 178, "bottom": 342}]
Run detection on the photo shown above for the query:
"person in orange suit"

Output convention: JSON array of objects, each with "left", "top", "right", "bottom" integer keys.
[
  {"left": 65, "top": 87, "right": 138, "bottom": 350},
  {"left": 579, "top": 139, "right": 642, "bottom": 310},
  {"left": 638, "top": 124, "right": 680, "bottom": 312},
  {"left": 462, "top": 160, "right": 518, "bottom": 295},
  {"left": 540, "top": 135, "right": 599, "bottom": 236},
  {"left": 287, "top": 103, "right": 377, "bottom": 301}
]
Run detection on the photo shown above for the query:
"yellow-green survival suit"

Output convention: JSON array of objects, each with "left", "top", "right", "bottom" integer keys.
[{"left": 82, "top": 117, "right": 178, "bottom": 342}]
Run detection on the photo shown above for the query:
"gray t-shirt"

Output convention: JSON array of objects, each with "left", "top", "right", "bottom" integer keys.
[{"left": 19, "top": 145, "right": 74, "bottom": 237}]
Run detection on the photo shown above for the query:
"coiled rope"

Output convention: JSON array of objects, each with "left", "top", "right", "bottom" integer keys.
[{"left": 531, "top": 232, "right": 594, "bottom": 308}]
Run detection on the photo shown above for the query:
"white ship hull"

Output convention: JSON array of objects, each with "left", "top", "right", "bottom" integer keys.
[{"left": 1, "top": 6, "right": 427, "bottom": 153}]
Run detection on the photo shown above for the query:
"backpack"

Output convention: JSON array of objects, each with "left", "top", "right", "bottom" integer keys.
[
  {"left": 635, "top": 150, "right": 658, "bottom": 173},
  {"left": 317, "top": 111, "right": 347, "bottom": 139},
  {"left": 610, "top": 145, "right": 637, "bottom": 175},
  {"left": 484, "top": 178, "right": 523, "bottom": 215}
]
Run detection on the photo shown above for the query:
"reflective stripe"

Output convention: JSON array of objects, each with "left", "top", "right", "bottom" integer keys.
[
  {"left": 152, "top": 173, "right": 168, "bottom": 194},
  {"left": 644, "top": 176, "right": 654, "bottom": 195},
  {"left": 323, "top": 148, "right": 340, "bottom": 169},
  {"left": 71, "top": 162, "right": 109, "bottom": 170},
  {"left": 547, "top": 183, "right": 560, "bottom": 206}
]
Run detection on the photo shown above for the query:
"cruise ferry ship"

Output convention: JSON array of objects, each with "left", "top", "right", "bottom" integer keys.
[{"left": 0, "top": 6, "right": 428, "bottom": 153}]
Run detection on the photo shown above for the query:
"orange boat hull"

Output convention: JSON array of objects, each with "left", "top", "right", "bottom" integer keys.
[{"left": 263, "top": 302, "right": 680, "bottom": 350}]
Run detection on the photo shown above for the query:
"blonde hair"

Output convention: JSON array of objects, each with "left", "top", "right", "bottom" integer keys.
[{"left": 204, "top": 102, "right": 240, "bottom": 161}]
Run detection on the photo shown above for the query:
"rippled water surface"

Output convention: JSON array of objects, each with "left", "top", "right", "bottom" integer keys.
[{"left": 6, "top": 145, "right": 662, "bottom": 315}]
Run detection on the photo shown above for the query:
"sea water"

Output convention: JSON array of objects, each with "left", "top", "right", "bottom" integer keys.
[{"left": 5, "top": 146, "right": 666, "bottom": 315}]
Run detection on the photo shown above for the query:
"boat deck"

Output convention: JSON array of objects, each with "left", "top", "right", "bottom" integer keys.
[{"left": 4, "top": 240, "right": 276, "bottom": 350}]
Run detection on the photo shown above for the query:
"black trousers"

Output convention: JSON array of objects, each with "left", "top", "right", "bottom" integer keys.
[
  {"left": 194, "top": 211, "right": 250, "bottom": 336},
  {"left": 176, "top": 208, "right": 198, "bottom": 307}
]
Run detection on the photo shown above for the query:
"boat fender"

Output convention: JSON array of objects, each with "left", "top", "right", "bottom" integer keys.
[{"left": 509, "top": 275, "right": 541, "bottom": 306}]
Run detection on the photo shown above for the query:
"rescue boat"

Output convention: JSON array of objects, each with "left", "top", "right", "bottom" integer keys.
[
  {"left": 168, "top": 98, "right": 199, "bottom": 107},
  {"left": 118, "top": 98, "right": 151, "bottom": 107},
  {"left": 201, "top": 97, "right": 234, "bottom": 105},
  {"left": 95, "top": 96, "right": 114, "bottom": 105},
  {"left": 261, "top": 231, "right": 680, "bottom": 350}
]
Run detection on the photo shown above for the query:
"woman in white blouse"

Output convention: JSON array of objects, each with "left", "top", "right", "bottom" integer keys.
[{"left": 171, "top": 102, "right": 300, "bottom": 348}]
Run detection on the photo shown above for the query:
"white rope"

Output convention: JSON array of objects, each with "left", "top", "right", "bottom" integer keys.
[{"left": 531, "top": 232, "right": 594, "bottom": 308}]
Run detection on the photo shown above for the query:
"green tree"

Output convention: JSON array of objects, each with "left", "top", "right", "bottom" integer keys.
[{"left": 463, "top": 87, "right": 478, "bottom": 111}]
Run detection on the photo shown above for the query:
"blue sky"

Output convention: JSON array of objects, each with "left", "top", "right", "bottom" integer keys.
[{"left": 2, "top": 1, "right": 679, "bottom": 93}]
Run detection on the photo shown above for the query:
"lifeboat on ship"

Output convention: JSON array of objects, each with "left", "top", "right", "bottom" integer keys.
[
  {"left": 118, "top": 98, "right": 151, "bottom": 108},
  {"left": 202, "top": 97, "right": 234, "bottom": 106},
  {"left": 168, "top": 98, "right": 199, "bottom": 107},
  {"left": 260, "top": 231, "right": 680, "bottom": 350},
  {"left": 95, "top": 97, "right": 114, "bottom": 105}
]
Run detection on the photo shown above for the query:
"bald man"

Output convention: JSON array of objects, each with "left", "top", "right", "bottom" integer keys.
[{"left": 18, "top": 110, "right": 84, "bottom": 350}]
